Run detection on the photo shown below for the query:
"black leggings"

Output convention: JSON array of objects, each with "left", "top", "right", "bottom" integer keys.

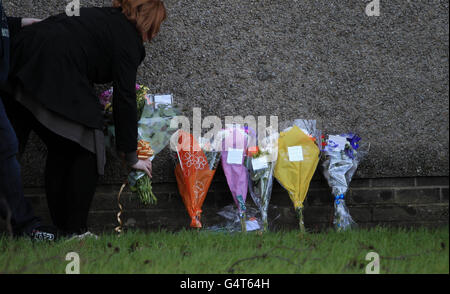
[{"left": 13, "top": 102, "right": 99, "bottom": 235}]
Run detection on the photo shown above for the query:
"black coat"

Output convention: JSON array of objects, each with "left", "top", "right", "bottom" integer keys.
[
  {"left": 6, "top": 7, "right": 146, "bottom": 154},
  {"left": 1, "top": 0, "right": 21, "bottom": 83}
]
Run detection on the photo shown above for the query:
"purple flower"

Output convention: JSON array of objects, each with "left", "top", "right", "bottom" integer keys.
[
  {"left": 346, "top": 134, "right": 361, "bottom": 150},
  {"left": 342, "top": 133, "right": 361, "bottom": 159},
  {"left": 99, "top": 88, "right": 114, "bottom": 108}
]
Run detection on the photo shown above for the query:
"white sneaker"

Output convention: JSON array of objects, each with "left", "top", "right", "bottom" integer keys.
[{"left": 67, "top": 231, "right": 99, "bottom": 241}]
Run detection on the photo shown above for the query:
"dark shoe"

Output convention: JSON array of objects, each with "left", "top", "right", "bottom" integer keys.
[{"left": 29, "top": 225, "right": 58, "bottom": 241}]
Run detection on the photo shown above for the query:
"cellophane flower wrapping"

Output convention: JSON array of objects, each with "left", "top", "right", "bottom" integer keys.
[
  {"left": 321, "top": 133, "right": 369, "bottom": 231},
  {"left": 208, "top": 204, "right": 264, "bottom": 233},
  {"left": 172, "top": 130, "right": 221, "bottom": 228},
  {"left": 219, "top": 125, "right": 253, "bottom": 232},
  {"left": 274, "top": 119, "right": 321, "bottom": 232},
  {"left": 128, "top": 102, "right": 180, "bottom": 205},
  {"left": 99, "top": 85, "right": 180, "bottom": 205},
  {"left": 245, "top": 126, "right": 279, "bottom": 232},
  {"left": 100, "top": 84, "right": 151, "bottom": 153}
]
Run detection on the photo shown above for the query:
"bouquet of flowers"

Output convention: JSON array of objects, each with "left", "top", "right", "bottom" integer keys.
[
  {"left": 274, "top": 120, "right": 321, "bottom": 232},
  {"left": 321, "top": 133, "right": 368, "bottom": 231},
  {"left": 219, "top": 125, "right": 252, "bottom": 232},
  {"left": 245, "top": 127, "right": 279, "bottom": 232},
  {"left": 99, "top": 85, "right": 179, "bottom": 205},
  {"left": 209, "top": 204, "right": 263, "bottom": 233},
  {"left": 100, "top": 84, "right": 151, "bottom": 151},
  {"left": 173, "top": 130, "right": 221, "bottom": 228},
  {"left": 128, "top": 101, "right": 179, "bottom": 205}
]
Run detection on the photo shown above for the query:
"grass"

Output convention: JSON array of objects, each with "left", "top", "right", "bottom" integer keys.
[{"left": 0, "top": 226, "right": 448, "bottom": 274}]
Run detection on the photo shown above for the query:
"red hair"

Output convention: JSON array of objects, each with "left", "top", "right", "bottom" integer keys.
[{"left": 112, "top": 0, "right": 167, "bottom": 42}]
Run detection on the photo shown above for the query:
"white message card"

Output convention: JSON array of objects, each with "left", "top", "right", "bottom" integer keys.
[
  {"left": 252, "top": 156, "right": 269, "bottom": 170},
  {"left": 154, "top": 94, "right": 173, "bottom": 107},
  {"left": 246, "top": 219, "right": 261, "bottom": 231},
  {"left": 227, "top": 148, "right": 244, "bottom": 165},
  {"left": 288, "top": 146, "right": 304, "bottom": 162}
]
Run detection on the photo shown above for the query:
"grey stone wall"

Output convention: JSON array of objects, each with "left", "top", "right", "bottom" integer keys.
[{"left": 3, "top": 0, "right": 449, "bottom": 187}]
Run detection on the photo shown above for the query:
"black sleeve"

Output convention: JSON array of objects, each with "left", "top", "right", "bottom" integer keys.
[
  {"left": 6, "top": 17, "right": 21, "bottom": 39},
  {"left": 112, "top": 44, "right": 140, "bottom": 163}
]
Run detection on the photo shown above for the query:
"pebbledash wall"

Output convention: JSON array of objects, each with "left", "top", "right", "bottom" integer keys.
[{"left": 1, "top": 0, "right": 448, "bottom": 232}]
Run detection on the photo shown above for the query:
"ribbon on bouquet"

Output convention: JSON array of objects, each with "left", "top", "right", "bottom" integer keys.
[
  {"left": 115, "top": 140, "right": 155, "bottom": 234},
  {"left": 334, "top": 194, "right": 344, "bottom": 204},
  {"left": 115, "top": 182, "right": 127, "bottom": 234}
]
